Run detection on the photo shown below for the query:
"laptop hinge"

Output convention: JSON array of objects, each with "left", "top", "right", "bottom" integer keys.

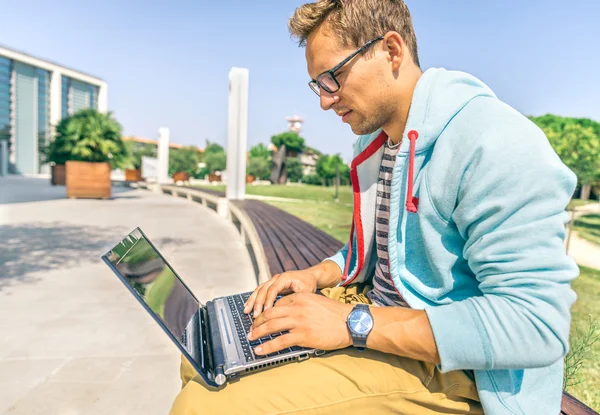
[
  {"left": 199, "top": 306, "right": 215, "bottom": 374},
  {"left": 205, "top": 301, "right": 227, "bottom": 374}
]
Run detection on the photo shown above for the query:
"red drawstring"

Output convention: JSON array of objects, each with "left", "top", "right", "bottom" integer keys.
[{"left": 406, "top": 130, "right": 419, "bottom": 213}]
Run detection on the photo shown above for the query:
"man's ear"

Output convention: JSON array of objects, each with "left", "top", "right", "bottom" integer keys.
[{"left": 383, "top": 31, "right": 404, "bottom": 71}]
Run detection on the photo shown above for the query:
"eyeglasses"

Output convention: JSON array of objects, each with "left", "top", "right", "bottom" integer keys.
[{"left": 308, "top": 36, "right": 384, "bottom": 96}]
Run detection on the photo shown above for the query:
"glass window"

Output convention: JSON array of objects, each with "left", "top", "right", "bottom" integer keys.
[{"left": 37, "top": 68, "right": 50, "bottom": 170}]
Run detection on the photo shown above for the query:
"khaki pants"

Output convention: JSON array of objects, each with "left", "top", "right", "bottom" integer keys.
[{"left": 170, "top": 285, "right": 482, "bottom": 415}]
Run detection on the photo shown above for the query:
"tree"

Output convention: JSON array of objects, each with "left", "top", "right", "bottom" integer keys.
[
  {"left": 249, "top": 143, "right": 271, "bottom": 160},
  {"left": 124, "top": 140, "right": 156, "bottom": 169},
  {"left": 204, "top": 151, "right": 226, "bottom": 173},
  {"left": 44, "top": 109, "right": 129, "bottom": 169},
  {"left": 247, "top": 157, "right": 271, "bottom": 180},
  {"left": 316, "top": 154, "right": 346, "bottom": 186},
  {"left": 200, "top": 140, "right": 227, "bottom": 174},
  {"left": 530, "top": 115, "right": 600, "bottom": 192},
  {"left": 169, "top": 146, "right": 202, "bottom": 176},
  {"left": 270, "top": 132, "right": 305, "bottom": 154},
  {"left": 204, "top": 141, "right": 225, "bottom": 155},
  {"left": 286, "top": 157, "right": 303, "bottom": 182}
]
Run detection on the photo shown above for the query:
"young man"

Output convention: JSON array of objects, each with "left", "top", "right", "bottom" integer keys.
[{"left": 171, "top": 1, "right": 578, "bottom": 414}]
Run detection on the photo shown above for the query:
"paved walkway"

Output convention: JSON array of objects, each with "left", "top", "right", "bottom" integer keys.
[
  {"left": 0, "top": 176, "right": 256, "bottom": 415},
  {"left": 567, "top": 203, "right": 600, "bottom": 270}
]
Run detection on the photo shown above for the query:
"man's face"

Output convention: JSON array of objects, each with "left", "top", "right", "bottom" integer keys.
[{"left": 306, "top": 28, "right": 394, "bottom": 135}]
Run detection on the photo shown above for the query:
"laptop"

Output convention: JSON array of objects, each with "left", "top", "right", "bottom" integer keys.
[{"left": 101, "top": 227, "right": 323, "bottom": 387}]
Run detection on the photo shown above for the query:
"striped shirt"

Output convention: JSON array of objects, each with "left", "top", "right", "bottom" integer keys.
[{"left": 366, "top": 138, "right": 409, "bottom": 308}]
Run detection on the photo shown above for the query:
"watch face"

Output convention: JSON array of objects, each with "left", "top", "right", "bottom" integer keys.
[{"left": 348, "top": 309, "right": 373, "bottom": 335}]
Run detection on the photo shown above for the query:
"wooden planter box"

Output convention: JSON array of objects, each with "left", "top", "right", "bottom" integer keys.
[
  {"left": 172, "top": 171, "right": 191, "bottom": 183},
  {"left": 125, "top": 169, "right": 142, "bottom": 182},
  {"left": 66, "top": 161, "right": 111, "bottom": 199},
  {"left": 51, "top": 164, "right": 66, "bottom": 186},
  {"left": 208, "top": 173, "right": 221, "bottom": 183}
]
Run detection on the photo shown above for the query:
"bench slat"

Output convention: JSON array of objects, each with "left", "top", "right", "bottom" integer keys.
[
  {"left": 252, "top": 207, "right": 314, "bottom": 271},
  {"left": 255, "top": 202, "right": 344, "bottom": 259},
  {"left": 241, "top": 201, "right": 300, "bottom": 273},
  {"left": 258, "top": 211, "right": 339, "bottom": 265},
  {"left": 561, "top": 391, "right": 598, "bottom": 415},
  {"left": 252, "top": 207, "right": 322, "bottom": 269}
]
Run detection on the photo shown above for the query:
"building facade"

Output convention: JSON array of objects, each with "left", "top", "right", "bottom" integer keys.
[{"left": 0, "top": 45, "right": 107, "bottom": 175}]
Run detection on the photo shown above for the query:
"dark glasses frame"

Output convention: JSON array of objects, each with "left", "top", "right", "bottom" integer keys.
[{"left": 308, "top": 36, "right": 384, "bottom": 96}]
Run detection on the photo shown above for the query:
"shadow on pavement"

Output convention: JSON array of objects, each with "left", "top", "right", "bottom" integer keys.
[{"left": 0, "top": 222, "right": 193, "bottom": 291}]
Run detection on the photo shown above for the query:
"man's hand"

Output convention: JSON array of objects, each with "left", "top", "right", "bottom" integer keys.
[
  {"left": 243, "top": 260, "right": 342, "bottom": 318},
  {"left": 248, "top": 292, "right": 353, "bottom": 356}
]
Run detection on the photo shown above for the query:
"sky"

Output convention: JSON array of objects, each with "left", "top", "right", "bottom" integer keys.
[{"left": 1, "top": 0, "right": 599, "bottom": 161}]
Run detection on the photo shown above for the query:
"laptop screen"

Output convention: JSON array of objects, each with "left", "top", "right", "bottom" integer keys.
[{"left": 103, "top": 228, "right": 206, "bottom": 373}]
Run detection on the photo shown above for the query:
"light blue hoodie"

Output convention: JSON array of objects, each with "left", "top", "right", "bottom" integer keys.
[{"left": 326, "top": 68, "right": 579, "bottom": 415}]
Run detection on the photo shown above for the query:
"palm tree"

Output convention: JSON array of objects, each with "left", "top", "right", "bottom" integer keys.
[{"left": 45, "top": 109, "right": 130, "bottom": 169}]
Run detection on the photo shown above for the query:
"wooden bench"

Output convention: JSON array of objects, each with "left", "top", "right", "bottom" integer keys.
[
  {"left": 231, "top": 199, "right": 343, "bottom": 273},
  {"left": 152, "top": 184, "right": 597, "bottom": 414}
]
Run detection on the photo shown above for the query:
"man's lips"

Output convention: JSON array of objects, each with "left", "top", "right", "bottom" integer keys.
[{"left": 340, "top": 110, "right": 352, "bottom": 122}]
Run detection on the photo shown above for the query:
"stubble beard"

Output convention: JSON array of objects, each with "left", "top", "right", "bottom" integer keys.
[{"left": 349, "top": 105, "right": 394, "bottom": 136}]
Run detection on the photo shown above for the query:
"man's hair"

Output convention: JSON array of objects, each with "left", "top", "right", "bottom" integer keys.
[{"left": 288, "top": 0, "right": 420, "bottom": 68}]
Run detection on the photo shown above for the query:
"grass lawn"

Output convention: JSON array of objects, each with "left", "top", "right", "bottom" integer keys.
[
  {"left": 573, "top": 214, "right": 600, "bottom": 246},
  {"left": 568, "top": 198, "right": 597, "bottom": 210},
  {"left": 265, "top": 199, "right": 353, "bottom": 243},
  {"left": 196, "top": 184, "right": 599, "bottom": 409},
  {"left": 568, "top": 266, "right": 600, "bottom": 410},
  {"left": 194, "top": 184, "right": 353, "bottom": 205},
  {"left": 195, "top": 184, "right": 354, "bottom": 243}
]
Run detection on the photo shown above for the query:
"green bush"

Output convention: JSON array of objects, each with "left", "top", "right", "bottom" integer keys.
[
  {"left": 249, "top": 143, "right": 272, "bottom": 160},
  {"left": 124, "top": 140, "right": 156, "bottom": 170},
  {"left": 247, "top": 157, "right": 271, "bottom": 180},
  {"left": 44, "top": 109, "right": 129, "bottom": 169},
  {"left": 271, "top": 132, "right": 305, "bottom": 153},
  {"left": 302, "top": 173, "right": 323, "bottom": 186},
  {"left": 204, "top": 151, "right": 226, "bottom": 173},
  {"left": 286, "top": 157, "right": 303, "bottom": 182},
  {"left": 169, "top": 146, "right": 202, "bottom": 176}
]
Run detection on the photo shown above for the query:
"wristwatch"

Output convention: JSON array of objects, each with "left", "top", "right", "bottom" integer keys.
[{"left": 346, "top": 304, "right": 374, "bottom": 351}]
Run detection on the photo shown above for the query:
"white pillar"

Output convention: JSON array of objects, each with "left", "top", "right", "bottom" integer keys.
[
  {"left": 97, "top": 81, "right": 108, "bottom": 113},
  {"left": 157, "top": 127, "right": 170, "bottom": 185},
  {"left": 226, "top": 67, "right": 249, "bottom": 201},
  {"left": 0, "top": 140, "right": 8, "bottom": 176},
  {"left": 49, "top": 70, "right": 62, "bottom": 138}
]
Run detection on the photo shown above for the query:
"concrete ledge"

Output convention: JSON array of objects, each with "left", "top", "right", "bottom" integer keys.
[{"left": 132, "top": 182, "right": 271, "bottom": 285}]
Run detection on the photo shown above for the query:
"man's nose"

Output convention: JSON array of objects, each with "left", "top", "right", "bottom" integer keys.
[{"left": 319, "top": 90, "right": 339, "bottom": 111}]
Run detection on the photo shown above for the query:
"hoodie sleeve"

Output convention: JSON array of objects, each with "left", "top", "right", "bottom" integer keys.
[
  {"left": 425, "top": 107, "right": 579, "bottom": 372},
  {"left": 323, "top": 243, "right": 349, "bottom": 276}
]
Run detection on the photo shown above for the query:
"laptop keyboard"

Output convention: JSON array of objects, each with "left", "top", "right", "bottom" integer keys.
[{"left": 227, "top": 292, "right": 305, "bottom": 362}]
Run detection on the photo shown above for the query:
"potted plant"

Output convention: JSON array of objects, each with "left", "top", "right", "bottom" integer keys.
[
  {"left": 169, "top": 146, "right": 201, "bottom": 184},
  {"left": 47, "top": 109, "right": 129, "bottom": 198},
  {"left": 123, "top": 139, "right": 156, "bottom": 182},
  {"left": 42, "top": 137, "right": 70, "bottom": 186}
]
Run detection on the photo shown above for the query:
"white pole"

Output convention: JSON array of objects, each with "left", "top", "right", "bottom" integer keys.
[
  {"left": 158, "top": 127, "right": 170, "bottom": 185},
  {"left": 49, "top": 70, "right": 62, "bottom": 138},
  {"left": 226, "top": 67, "right": 249, "bottom": 200},
  {"left": 0, "top": 140, "right": 7, "bottom": 176}
]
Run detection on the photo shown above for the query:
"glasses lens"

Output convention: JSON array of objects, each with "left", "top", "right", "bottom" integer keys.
[
  {"left": 317, "top": 72, "right": 339, "bottom": 93},
  {"left": 309, "top": 81, "right": 320, "bottom": 96}
]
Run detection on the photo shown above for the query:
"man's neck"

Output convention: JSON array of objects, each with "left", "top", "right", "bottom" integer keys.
[{"left": 384, "top": 68, "right": 423, "bottom": 145}]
